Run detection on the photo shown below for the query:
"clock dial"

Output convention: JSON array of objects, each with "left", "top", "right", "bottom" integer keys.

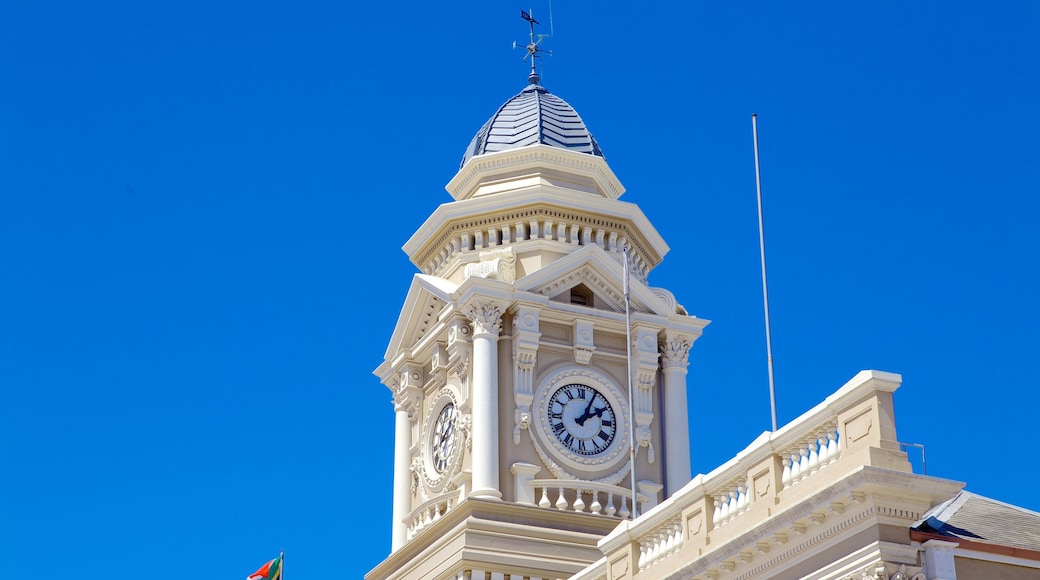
[
  {"left": 431, "top": 402, "right": 457, "bottom": 473},
  {"left": 547, "top": 383, "right": 616, "bottom": 456}
]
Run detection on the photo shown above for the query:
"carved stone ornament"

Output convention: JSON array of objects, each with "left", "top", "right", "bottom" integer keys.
[
  {"left": 464, "top": 302, "right": 503, "bottom": 336},
  {"left": 513, "top": 405, "right": 531, "bottom": 445},
  {"left": 463, "top": 247, "right": 516, "bottom": 283},
  {"left": 636, "top": 424, "right": 656, "bottom": 463},
  {"left": 660, "top": 336, "right": 691, "bottom": 369}
]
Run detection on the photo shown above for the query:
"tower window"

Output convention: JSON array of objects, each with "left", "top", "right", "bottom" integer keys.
[{"left": 570, "top": 285, "right": 593, "bottom": 306}]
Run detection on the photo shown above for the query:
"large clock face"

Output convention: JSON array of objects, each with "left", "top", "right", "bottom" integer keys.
[
  {"left": 430, "top": 402, "right": 457, "bottom": 474},
  {"left": 547, "top": 383, "right": 616, "bottom": 456}
]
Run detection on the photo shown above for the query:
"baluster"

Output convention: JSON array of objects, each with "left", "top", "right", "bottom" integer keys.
[
  {"left": 590, "top": 492, "right": 603, "bottom": 515},
  {"left": 737, "top": 485, "right": 749, "bottom": 514},
  {"left": 781, "top": 457, "right": 793, "bottom": 488},
  {"left": 728, "top": 490, "right": 739, "bottom": 519},
  {"left": 713, "top": 497, "right": 723, "bottom": 527},
  {"left": 798, "top": 447, "right": 810, "bottom": 482},
  {"left": 619, "top": 496, "right": 631, "bottom": 519},
  {"left": 573, "top": 491, "right": 586, "bottom": 513},
  {"left": 637, "top": 543, "right": 648, "bottom": 570},
  {"left": 817, "top": 434, "right": 829, "bottom": 465},
  {"left": 554, "top": 487, "right": 568, "bottom": 510},
  {"left": 606, "top": 493, "right": 617, "bottom": 516},
  {"left": 664, "top": 524, "right": 675, "bottom": 553},
  {"left": 829, "top": 429, "right": 841, "bottom": 462},
  {"left": 650, "top": 531, "right": 662, "bottom": 563},
  {"left": 808, "top": 438, "right": 821, "bottom": 474},
  {"left": 538, "top": 486, "right": 551, "bottom": 508},
  {"left": 717, "top": 494, "right": 730, "bottom": 523}
]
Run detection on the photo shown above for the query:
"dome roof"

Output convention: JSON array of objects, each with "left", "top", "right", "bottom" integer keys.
[{"left": 460, "top": 84, "right": 604, "bottom": 168}]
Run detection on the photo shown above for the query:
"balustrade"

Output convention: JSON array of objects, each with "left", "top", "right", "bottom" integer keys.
[
  {"left": 526, "top": 478, "right": 640, "bottom": 519},
  {"left": 780, "top": 425, "right": 840, "bottom": 489},
  {"left": 405, "top": 492, "right": 458, "bottom": 540}
]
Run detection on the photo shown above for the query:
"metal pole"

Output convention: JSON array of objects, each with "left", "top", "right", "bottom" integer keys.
[
  {"left": 752, "top": 114, "right": 778, "bottom": 433},
  {"left": 623, "top": 247, "right": 638, "bottom": 518}
]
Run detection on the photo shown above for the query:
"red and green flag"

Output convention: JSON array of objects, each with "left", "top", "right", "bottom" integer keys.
[{"left": 247, "top": 554, "right": 282, "bottom": 580}]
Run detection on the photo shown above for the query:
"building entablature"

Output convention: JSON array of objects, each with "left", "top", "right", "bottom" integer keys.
[{"left": 405, "top": 176, "right": 668, "bottom": 284}]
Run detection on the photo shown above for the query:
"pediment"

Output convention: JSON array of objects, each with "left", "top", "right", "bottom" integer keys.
[
  {"left": 381, "top": 274, "right": 458, "bottom": 363},
  {"left": 515, "top": 245, "right": 675, "bottom": 317}
]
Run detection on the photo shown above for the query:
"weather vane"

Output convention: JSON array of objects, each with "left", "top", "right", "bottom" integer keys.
[{"left": 514, "top": 7, "right": 553, "bottom": 85}]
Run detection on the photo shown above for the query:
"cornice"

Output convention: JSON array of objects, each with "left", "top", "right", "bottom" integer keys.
[{"left": 449, "top": 145, "right": 625, "bottom": 201}]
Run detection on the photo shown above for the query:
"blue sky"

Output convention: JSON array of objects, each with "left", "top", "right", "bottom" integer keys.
[{"left": 2, "top": 2, "right": 1038, "bottom": 578}]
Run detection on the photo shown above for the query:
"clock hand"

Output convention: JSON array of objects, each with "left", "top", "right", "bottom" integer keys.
[{"left": 576, "top": 398, "right": 595, "bottom": 426}]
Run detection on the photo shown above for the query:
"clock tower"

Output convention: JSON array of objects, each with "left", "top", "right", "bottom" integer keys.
[{"left": 369, "top": 77, "right": 709, "bottom": 579}]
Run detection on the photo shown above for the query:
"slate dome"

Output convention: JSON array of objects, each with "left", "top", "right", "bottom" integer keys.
[{"left": 460, "top": 84, "right": 604, "bottom": 169}]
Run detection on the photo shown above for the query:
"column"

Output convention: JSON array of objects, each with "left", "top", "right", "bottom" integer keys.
[
  {"left": 466, "top": 301, "right": 504, "bottom": 499},
  {"left": 660, "top": 333, "right": 692, "bottom": 497},
  {"left": 390, "top": 374, "right": 420, "bottom": 551}
]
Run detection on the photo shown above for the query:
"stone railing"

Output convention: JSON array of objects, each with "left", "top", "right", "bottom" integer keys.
[
  {"left": 512, "top": 462, "right": 661, "bottom": 520},
  {"left": 586, "top": 370, "right": 915, "bottom": 580},
  {"left": 404, "top": 490, "right": 460, "bottom": 541}
]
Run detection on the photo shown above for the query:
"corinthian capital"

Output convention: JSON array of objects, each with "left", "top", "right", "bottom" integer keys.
[
  {"left": 464, "top": 302, "right": 503, "bottom": 336},
  {"left": 660, "top": 336, "right": 692, "bottom": 369}
]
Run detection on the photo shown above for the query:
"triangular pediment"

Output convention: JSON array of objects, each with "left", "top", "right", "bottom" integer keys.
[
  {"left": 380, "top": 274, "right": 458, "bottom": 365},
  {"left": 516, "top": 245, "right": 674, "bottom": 317}
]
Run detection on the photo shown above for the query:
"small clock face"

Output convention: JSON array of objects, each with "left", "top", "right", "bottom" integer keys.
[
  {"left": 430, "top": 402, "right": 457, "bottom": 474},
  {"left": 547, "top": 383, "right": 616, "bottom": 456}
]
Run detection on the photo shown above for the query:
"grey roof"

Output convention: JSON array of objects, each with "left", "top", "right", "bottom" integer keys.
[
  {"left": 460, "top": 84, "right": 604, "bottom": 168},
  {"left": 912, "top": 491, "right": 1040, "bottom": 552}
]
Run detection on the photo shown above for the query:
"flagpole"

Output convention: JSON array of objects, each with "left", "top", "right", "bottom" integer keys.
[
  {"left": 623, "top": 247, "right": 638, "bottom": 519},
  {"left": 752, "top": 113, "right": 778, "bottom": 432},
  {"left": 280, "top": 550, "right": 284, "bottom": 580}
]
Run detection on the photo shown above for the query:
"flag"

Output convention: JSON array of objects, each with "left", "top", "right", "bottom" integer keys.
[
  {"left": 247, "top": 554, "right": 282, "bottom": 580},
  {"left": 520, "top": 9, "right": 539, "bottom": 24}
]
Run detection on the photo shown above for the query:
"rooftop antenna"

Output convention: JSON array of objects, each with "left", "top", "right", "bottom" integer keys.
[
  {"left": 513, "top": 6, "right": 553, "bottom": 84},
  {"left": 752, "top": 113, "right": 779, "bottom": 433}
]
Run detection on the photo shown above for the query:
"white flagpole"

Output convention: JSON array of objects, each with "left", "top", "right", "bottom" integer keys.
[
  {"left": 752, "top": 113, "right": 778, "bottom": 432},
  {"left": 623, "top": 247, "right": 638, "bottom": 518}
]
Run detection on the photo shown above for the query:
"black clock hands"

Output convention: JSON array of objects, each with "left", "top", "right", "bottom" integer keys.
[
  {"left": 576, "top": 397, "right": 595, "bottom": 426},
  {"left": 575, "top": 399, "right": 607, "bottom": 426}
]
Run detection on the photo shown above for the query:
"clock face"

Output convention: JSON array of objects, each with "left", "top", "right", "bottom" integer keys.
[
  {"left": 430, "top": 402, "right": 457, "bottom": 474},
  {"left": 547, "top": 383, "right": 616, "bottom": 456}
]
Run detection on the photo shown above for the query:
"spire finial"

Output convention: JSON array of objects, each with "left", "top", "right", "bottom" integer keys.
[{"left": 518, "top": 8, "right": 552, "bottom": 85}]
